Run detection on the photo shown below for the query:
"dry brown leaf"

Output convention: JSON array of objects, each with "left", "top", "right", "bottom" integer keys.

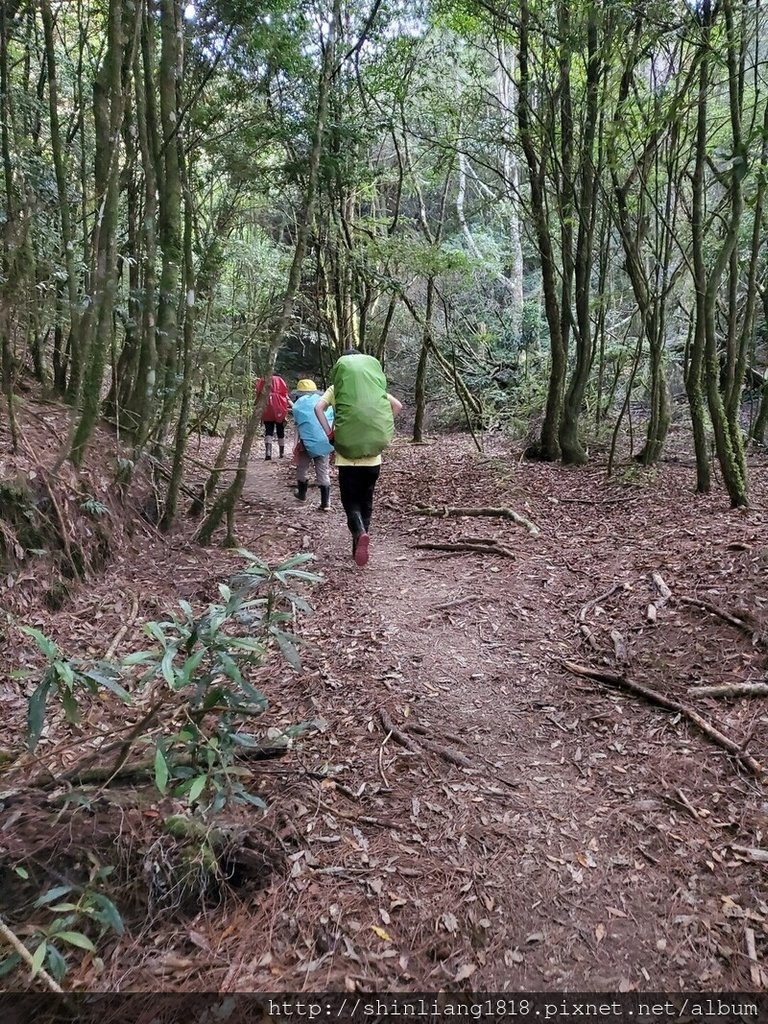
[
  {"left": 454, "top": 963, "right": 476, "bottom": 982},
  {"left": 595, "top": 923, "right": 606, "bottom": 943}
]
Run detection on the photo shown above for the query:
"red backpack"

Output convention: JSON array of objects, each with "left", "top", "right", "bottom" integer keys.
[{"left": 256, "top": 375, "right": 289, "bottom": 423}]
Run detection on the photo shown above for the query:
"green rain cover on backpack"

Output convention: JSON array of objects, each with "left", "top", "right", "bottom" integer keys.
[{"left": 331, "top": 354, "right": 395, "bottom": 460}]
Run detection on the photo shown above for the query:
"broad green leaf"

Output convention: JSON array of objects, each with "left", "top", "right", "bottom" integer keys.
[
  {"left": 160, "top": 648, "right": 176, "bottom": 687},
  {"left": 179, "top": 648, "right": 206, "bottom": 686},
  {"left": 188, "top": 775, "right": 207, "bottom": 803},
  {"left": 144, "top": 622, "right": 166, "bottom": 643},
  {"left": 84, "top": 670, "right": 132, "bottom": 703},
  {"left": 55, "top": 931, "right": 95, "bottom": 951},
  {"left": 27, "top": 678, "right": 52, "bottom": 752},
  {"left": 35, "top": 885, "right": 73, "bottom": 907},
  {"left": 218, "top": 652, "right": 244, "bottom": 685},
  {"left": 0, "top": 953, "right": 22, "bottom": 978},
  {"left": 154, "top": 746, "right": 169, "bottom": 795},
  {"left": 122, "top": 650, "right": 154, "bottom": 666},
  {"left": 30, "top": 940, "right": 47, "bottom": 978},
  {"left": 20, "top": 626, "right": 58, "bottom": 660},
  {"left": 60, "top": 689, "right": 80, "bottom": 725},
  {"left": 14, "top": 866, "right": 28, "bottom": 880},
  {"left": 86, "top": 894, "right": 124, "bottom": 935},
  {"left": 49, "top": 902, "right": 79, "bottom": 913},
  {"left": 238, "top": 791, "right": 267, "bottom": 809},
  {"left": 178, "top": 599, "right": 195, "bottom": 623},
  {"left": 54, "top": 660, "right": 76, "bottom": 687},
  {"left": 45, "top": 945, "right": 68, "bottom": 981},
  {"left": 277, "top": 553, "right": 316, "bottom": 570},
  {"left": 237, "top": 680, "right": 268, "bottom": 709},
  {"left": 272, "top": 630, "right": 302, "bottom": 670},
  {"left": 226, "top": 637, "right": 264, "bottom": 653}
]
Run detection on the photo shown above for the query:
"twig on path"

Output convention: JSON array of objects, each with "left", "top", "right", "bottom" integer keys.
[
  {"left": 578, "top": 582, "right": 630, "bottom": 623},
  {"left": 674, "top": 789, "right": 700, "bottom": 820},
  {"left": 0, "top": 915, "right": 64, "bottom": 992},
  {"left": 556, "top": 496, "right": 638, "bottom": 506},
  {"left": 688, "top": 682, "right": 768, "bottom": 699},
  {"left": 652, "top": 573, "right": 672, "bottom": 608},
  {"left": 414, "top": 503, "right": 540, "bottom": 536},
  {"left": 562, "top": 660, "right": 766, "bottom": 780},
  {"left": 420, "top": 595, "right": 480, "bottom": 622},
  {"left": 610, "top": 630, "right": 629, "bottom": 664},
  {"left": 745, "top": 926, "right": 763, "bottom": 987}
]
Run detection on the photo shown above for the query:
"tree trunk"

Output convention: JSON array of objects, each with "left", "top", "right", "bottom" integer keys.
[
  {"left": 412, "top": 277, "right": 434, "bottom": 443},
  {"left": 517, "top": 0, "right": 566, "bottom": 460},
  {"left": 196, "top": 0, "right": 340, "bottom": 546}
]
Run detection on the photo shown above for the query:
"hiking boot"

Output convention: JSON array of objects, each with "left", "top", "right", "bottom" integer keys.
[
  {"left": 278, "top": 444, "right": 285, "bottom": 458},
  {"left": 319, "top": 485, "right": 331, "bottom": 511},
  {"left": 265, "top": 442, "right": 273, "bottom": 461},
  {"left": 354, "top": 532, "right": 370, "bottom": 567},
  {"left": 295, "top": 479, "right": 308, "bottom": 502}
]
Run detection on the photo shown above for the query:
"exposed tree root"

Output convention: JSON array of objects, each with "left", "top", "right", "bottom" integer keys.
[
  {"left": 688, "top": 682, "right": 768, "bottom": 699},
  {"left": 680, "top": 595, "right": 763, "bottom": 642},
  {"left": 414, "top": 538, "right": 516, "bottom": 558},
  {"left": 562, "top": 660, "right": 766, "bottom": 780},
  {"left": 378, "top": 708, "right": 473, "bottom": 768},
  {"left": 414, "top": 503, "right": 540, "bottom": 536}
]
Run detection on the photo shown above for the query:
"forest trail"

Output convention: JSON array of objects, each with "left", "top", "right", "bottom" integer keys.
[
  {"left": 4, "top": 423, "right": 768, "bottom": 991},
  {"left": 219, "top": 438, "right": 768, "bottom": 991}
]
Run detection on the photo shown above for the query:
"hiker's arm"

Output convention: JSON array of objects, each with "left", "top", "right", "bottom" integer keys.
[
  {"left": 388, "top": 394, "right": 403, "bottom": 416},
  {"left": 315, "top": 398, "right": 333, "bottom": 438}
]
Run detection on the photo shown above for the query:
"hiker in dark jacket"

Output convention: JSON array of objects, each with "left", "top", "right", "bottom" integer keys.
[{"left": 314, "top": 349, "right": 402, "bottom": 566}]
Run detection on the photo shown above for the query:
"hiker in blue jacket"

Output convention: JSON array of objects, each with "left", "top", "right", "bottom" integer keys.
[{"left": 291, "top": 379, "right": 334, "bottom": 512}]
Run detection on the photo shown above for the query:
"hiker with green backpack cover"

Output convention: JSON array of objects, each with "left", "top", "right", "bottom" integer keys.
[{"left": 315, "top": 349, "right": 402, "bottom": 566}]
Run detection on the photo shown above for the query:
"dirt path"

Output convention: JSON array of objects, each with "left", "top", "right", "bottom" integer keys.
[
  {"left": 221, "top": 440, "right": 768, "bottom": 991},
  {"left": 4, "top": 421, "right": 768, "bottom": 992}
]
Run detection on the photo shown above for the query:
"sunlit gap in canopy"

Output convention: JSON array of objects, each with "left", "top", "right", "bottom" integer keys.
[{"left": 184, "top": 3, "right": 196, "bottom": 19}]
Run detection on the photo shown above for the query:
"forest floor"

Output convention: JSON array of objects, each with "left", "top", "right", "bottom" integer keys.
[{"left": 3, "top": 404, "right": 768, "bottom": 992}]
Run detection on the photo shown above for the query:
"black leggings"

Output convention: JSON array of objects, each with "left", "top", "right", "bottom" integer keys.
[
  {"left": 264, "top": 420, "right": 285, "bottom": 439},
  {"left": 337, "top": 465, "right": 380, "bottom": 535}
]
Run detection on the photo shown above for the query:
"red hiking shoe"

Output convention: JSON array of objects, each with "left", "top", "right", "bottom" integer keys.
[{"left": 353, "top": 532, "right": 370, "bottom": 567}]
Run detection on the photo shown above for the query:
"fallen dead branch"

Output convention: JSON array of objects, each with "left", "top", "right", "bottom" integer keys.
[
  {"left": 562, "top": 660, "right": 766, "bottom": 780},
  {"left": 689, "top": 682, "right": 768, "bottom": 699},
  {"left": 414, "top": 503, "right": 540, "bottom": 536},
  {"left": 0, "top": 744, "right": 288, "bottom": 808},
  {"left": 731, "top": 844, "right": 768, "bottom": 864},
  {"left": 414, "top": 538, "right": 516, "bottom": 559},
  {"left": 0, "top": 915, "right": 64, "bottom": 993}
]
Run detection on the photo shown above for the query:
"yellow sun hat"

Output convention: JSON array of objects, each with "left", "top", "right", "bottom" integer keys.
[{"left": 297, "top": 379, "right": 317, "bottom": 392}]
